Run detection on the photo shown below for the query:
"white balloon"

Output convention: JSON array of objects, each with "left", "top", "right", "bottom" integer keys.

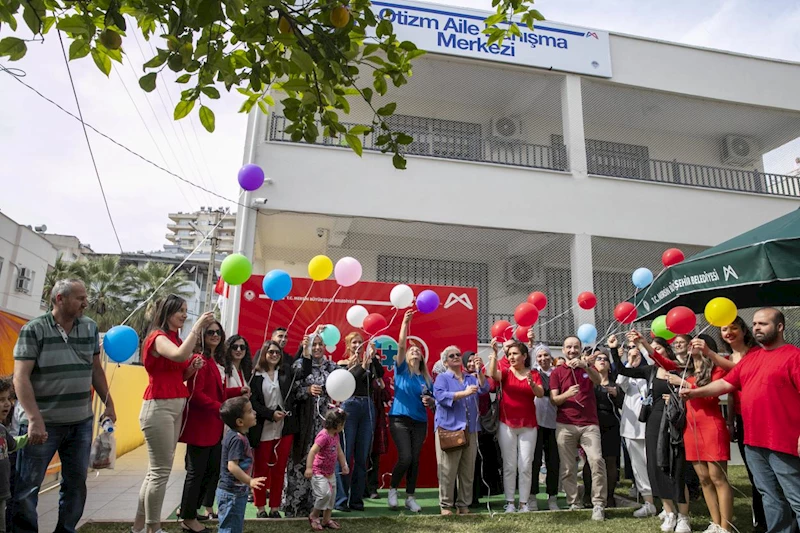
[
  {"left": 346, "top": 305, "right": 368, "bottom": 328},
  {"left": 326, "top": 345, "right": 336, "bottom": 354},
  {"left": 326, "top": 369, "right": 356, "bottom": 402},
  {"left": 389, "top": 284, "right": 415, "bottom": 309}
]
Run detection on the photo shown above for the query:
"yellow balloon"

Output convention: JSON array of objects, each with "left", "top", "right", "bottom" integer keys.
[
  {"left": 308, "top": 255, "right": 333, "bottom": 281},
  {"left": 704, "top": 297, "right": 738, "bottom": 327}
]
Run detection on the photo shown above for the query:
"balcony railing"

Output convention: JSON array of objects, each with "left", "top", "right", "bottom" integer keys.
[
  {"left": 268, "top": 116, "right": 567, "bottom": 172},
  {"left": 587, "top": 151, "right": 800, "bottom": 198}
]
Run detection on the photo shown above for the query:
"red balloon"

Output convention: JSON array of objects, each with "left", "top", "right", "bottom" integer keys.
[
  {"left": 491, "top": 320, "right": 513, "bottom": 342},
  {"left": 527, "top": 291, "right": 548, "bottom": 311},
  {"left": 662, "top": 248, "right": 685, "bottom": 268},
  {"left": 363, "top": 313, "right": 388, "bottom": 336},
  {"left": 613, "top": 302, "right": 637, "bottom": 324},
  {"left": 577, "top": 291, "right": 597, "bottom": 310},
  {"left": 514, "top": 303, "right": 539, "bottom": 327},
  {"left": 515, "top": 324, "right": 531, "bottom": 341},
  {"left": 665, "top": 306, "right": 697, "bottom": 335}
]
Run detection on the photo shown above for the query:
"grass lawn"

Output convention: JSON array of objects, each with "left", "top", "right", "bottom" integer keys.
[{"left": 79, "top": 466, "right": 756, "bottom": 533}]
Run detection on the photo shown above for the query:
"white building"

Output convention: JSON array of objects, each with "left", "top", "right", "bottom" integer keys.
[
  {"left": 0, "top": 212, "right": 57, "bottom": 320},
  {"left": 166, "top": 208, "right": 236, "bottom": 254},
  {"left": 225, "top": 1, "right": 800, "bottom": 344},
  {"left": 41, "top": 233, "right": 94, "bottom": 262}
]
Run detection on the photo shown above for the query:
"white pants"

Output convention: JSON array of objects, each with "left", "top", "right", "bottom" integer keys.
[
  {"left": 625, "top": 437, "right": 651, "bottom": 497},
  {"left": 498, "top": 422, "right": 537, "bottom": 504}
]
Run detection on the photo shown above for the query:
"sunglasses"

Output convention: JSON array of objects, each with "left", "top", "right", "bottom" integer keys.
[
  {"left": 206, "top": 330, "right": 221, "bottom": 336},
  {"left": 447, "top": 352, "right": 462, "bottom": 359},
  {"left": 231, "top": 344, "right": 246, "bottom": 351},
  {"left": 626, "top": 345, "right": 637, "bottom": 349},
  {"left": 595, "top": 356, "right": 609, "bottom": 362},
  {"left": 266, "top": 349, "right": 281, "bottom": 355}
]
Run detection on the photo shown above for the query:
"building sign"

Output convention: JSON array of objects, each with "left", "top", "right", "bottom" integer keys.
[{"left": 372, "top": 0, "right": 612, "bottom": 77}]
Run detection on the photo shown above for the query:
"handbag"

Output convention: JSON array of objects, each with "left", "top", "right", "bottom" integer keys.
[
  {"left": 637, "top": 367, "right": 656, "bottom": 423},
  {"left": 480, "top": 383, "right": 502, "bottom": 433},
  {"left": 438, "top": 427, "right": 468, "bottom": 450}
]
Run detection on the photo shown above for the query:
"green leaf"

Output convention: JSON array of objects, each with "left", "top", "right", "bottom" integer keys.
[
  {"left": 362, "top": 43, "right": 380, "bottom": 56},
  {"left": 42, "top": 15, "right": 55, "bottom": 33},
  {"left": 22, "top": 1, "right": 43, "bottom": 35},
  {"left": 0, "top": 37, "right": 26, "bottom": 61},
  {"left": 399, "top": 41, "right": 417, "bottom": 51},
  {"left": 530, "top": 9, "right": 545, "bottom": 21},
  {"left": 142, "top": 49, "right": 168, "bottom": 68},
  {"left": 393, "top": 153, "right": 407, "bottom": 169},
  {"left": 290, "top": 48, "right": 314, "bottom": 74},
  {"left": 374, "top": 75, "right": 387, "bottom": 95},
  {"left": 484, "top": 12, "right": 505, "bottom": 26},
  {"left": 376, "top": 102, "right": 396, "bottom": 116},
  {"left": 173, "top": 99, "right": 195, "bottom": 120},
  {"left": 407, "top": 49, "right": 426, "bottom": 60},
  {"left": 199, "top": 105, "right": 215, "bottom": 132},
  {"left": 175, "top": 73, "right": 191, "bottom": 83},
  {"left": 195, "top": 0, "right": 223, "bottom": 27},
  {"left": 90, "top": 47, "right": 111, "bottom": 76},
  {"left": 201, "top": 86, "right": 220, "bottom": 99},
  {"left": 362, "top": 87, "right": 373, "bottom": 103},
  {"left": 69, "top": 39, "right": 91, "bottom": 59},
  {"left": 57, "top": 14, "right": 91, "bottom": 35},
  {"left": 345, "top": 133, "right": 362, "bottom": 157},
  {"left": 396, "top": 133, "right": 413, "bottom": 145},
  {"left": 0, "top": 3, "right": 19, "bottom": 31},
  {"left": 280, "top": 78, "right": 309, "bottom": 92},
  {"left": 138, "top": 72, "right": 157, "bottom": 92},
  {"left": 349, "top": 125, "right": 371, "bottom": 135}
]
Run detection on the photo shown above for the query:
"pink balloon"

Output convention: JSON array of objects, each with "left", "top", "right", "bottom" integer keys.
[{"left": 334, "top": 257, "right": 362, "bottom": 287}]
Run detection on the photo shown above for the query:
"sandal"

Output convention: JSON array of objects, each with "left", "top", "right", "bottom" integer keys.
[
  {"left": 309, "top": 517, "right": 324, "bottom": 531},
  {"left": 324, "top": 519, "right": 342, "bottom": 530}
]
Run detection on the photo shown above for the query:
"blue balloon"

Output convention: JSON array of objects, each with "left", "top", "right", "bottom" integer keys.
[
  {"left": 320, "top": 325, "right": 341, "bottom": 347},
  {"left": 632, "top": 267, "right": 654, "bottom": 289},
  {"left": 577, "top": 323, "right": 598, "bottom": 345},
  {"left": 104, "top": 325, "right": 139, "bottom": 363},
  {"left": 262, "top": 269, "right": 292, "bottom": 300}
]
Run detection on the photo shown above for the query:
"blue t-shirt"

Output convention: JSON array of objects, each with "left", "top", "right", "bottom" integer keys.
[
  {"left": 218, "top": 430, "right": 253, "bottom": 495},
  {"left": 389, "top": 361, "right": 429, "bottom": 422}
]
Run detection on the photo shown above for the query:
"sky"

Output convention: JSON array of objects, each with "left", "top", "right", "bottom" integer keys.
[{"left": 1, "top": 0, "right": 799, "bottom": 254}]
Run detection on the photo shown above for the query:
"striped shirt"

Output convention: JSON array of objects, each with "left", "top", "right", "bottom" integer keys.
[{"left": 13, "top": 313, "right": 99, "bottom": 425}]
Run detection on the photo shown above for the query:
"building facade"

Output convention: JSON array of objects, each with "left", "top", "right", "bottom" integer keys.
[
  {"left": 41, "top": 233, "right": 94, "bottom": 262},
  {"left": 166, "top": 207, "right": 236, "bottom": 255},
  {"left": 225, "top": 2, "right": 800, "bottom": 344}
]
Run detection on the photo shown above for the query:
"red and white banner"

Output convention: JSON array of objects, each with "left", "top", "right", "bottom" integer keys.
[{"left": 238, "top": 277, "right": 478, "bottom": 488}]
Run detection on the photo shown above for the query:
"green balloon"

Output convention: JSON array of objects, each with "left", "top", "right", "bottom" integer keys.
[
  {"left": 651, "top": 315, "right": 676, "bottom": 341},
  {"left": 220, "top": 253, "right": 252, "bottom": 286}
]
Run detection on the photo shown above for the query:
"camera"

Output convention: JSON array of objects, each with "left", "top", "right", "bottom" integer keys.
[{"left": 316, "top": 228, "right": 325, "bottom": 238}]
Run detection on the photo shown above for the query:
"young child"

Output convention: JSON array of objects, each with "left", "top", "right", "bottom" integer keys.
[
  {"left": 217, "top": 396, "right": 266, "bottom": 533},
  {"left": 305, "top": 409, "right": 349, "bottom": 531},
  {"left": 0, "top": 378, "right": 26, "bottom": 533}
]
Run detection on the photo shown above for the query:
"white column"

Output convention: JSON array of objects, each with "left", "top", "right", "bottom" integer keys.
[
  {"left": 570, "top": 233, "right": 595, "bottom": 330},
  {"left": 561, "top": 75, "right": 588, "bottom": 180}
]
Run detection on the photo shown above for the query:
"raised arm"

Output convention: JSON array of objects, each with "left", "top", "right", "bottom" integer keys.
[
  {"left": 680, "top": 378, "right": 736, "bottom": 400},
  {"left": 692, "top": 338, "right": 736, "bottom": 371},
  {"left": 154, "top": 311, "right": 214, "bottom": 362},
  {"left": 627, "top": 330, "right": 678, "bottom": 371},
  {"left": 396, "top": 310, "right": 413, "bottom": 367},
  {"left": 487, "top": 339, "right": 502, "bottom": 382}
]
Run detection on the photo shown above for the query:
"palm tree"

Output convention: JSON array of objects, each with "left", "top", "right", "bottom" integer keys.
[
  {"left": 73, "top": 256, "right": 129, "bottom": 331},
  {"left": 42, "top": 256, "right": 80, "bottom": 308},
  {"left": 124, "top": 262, "right": 192, "bottom": 337}
]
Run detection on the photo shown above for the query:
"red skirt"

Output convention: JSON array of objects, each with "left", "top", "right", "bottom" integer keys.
[{"left": 683, "top": 403, "right": 730, "bottom": 462}]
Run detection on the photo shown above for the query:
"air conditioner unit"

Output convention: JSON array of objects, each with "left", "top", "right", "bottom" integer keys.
[
  {"left": 488, "top": 117, "right": 524, "bottom": 142},
  {"left": 15, "top": 267, "right": 32, "bottom": 294},
  {"left": 721, "top": 135, "right": 758, "bottom": 166},
  {"left": 505, "top": 257, "right": 543, "bottom": 287}
]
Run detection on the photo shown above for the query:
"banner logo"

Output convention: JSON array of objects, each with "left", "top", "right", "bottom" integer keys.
[
  {"left": 723, "top": 265, "right": 739, "bottom": 281},
  {"left": 444, "top": 292, "right": 474, "bottom": 310}
]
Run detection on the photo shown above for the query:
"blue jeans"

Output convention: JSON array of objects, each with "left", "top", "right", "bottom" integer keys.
[
  {"left": 216, "top": 489, "right": 247, "bottom": 533},
  {"left": 745, "top": 446, "right": 800, "bottom": 533},
  {"left": 13, "top": 418, "right": 93, "bottom": 533},
  {"left": 336, "top": 396, "right": 375, "bottom": 509}
]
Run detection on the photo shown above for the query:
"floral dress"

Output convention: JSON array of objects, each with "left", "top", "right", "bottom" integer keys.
[{"left": 281, "top": 356, "right": 339, "bottom": 517}]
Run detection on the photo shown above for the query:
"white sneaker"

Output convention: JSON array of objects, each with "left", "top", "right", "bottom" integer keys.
[
  {"left": 701, "top": 524, "right": 720, "bottom": 533},
  {"left": 405, "top": 496, "right": 422, "bottom": 513},
  {"left": 568, "top": 503, "right": 584, "bottom": 511},
  {"left": 675, "top": 514, "right": 692, "bottom": 533},
  {"left": 519, "top": 503, "right": 531, "bottom": 513},
  {"left": 659, "top": 509, "right": 668, "bottom": 521},
  {"left": 661, "top": 513, "right": 677, "bottom": 532},
  {"left": 591, "top": 505, "right": 605, "bottom": 521},
  {"left": 388, "top": 488, "right": 398, "bottom": 510},
  {"left": 504, "top": 502, "right": 516, "bottom": 513},
  {"left": 634, "top": 502, "right": 658, "bottom": 518},
  {"left": 548, "top": 495, "right": 559, "bottom": 511}
]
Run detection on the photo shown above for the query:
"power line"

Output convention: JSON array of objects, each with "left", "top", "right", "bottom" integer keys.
[{"left": 56, "top": 31, "right": 124, "bottom": 253}]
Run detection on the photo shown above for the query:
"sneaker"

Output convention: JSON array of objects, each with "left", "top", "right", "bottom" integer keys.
[
  {"left": 675, "top": 514, "right": 692, "bottom": 533},
  {"left": 519, "top": 503, "right": 531, "bottom": 513},
  {"left": 568, "top": 503, "right": 584, "bottom": 511},
  {"left": 548, "top": 495, "right": 559, "bottom": 511},
  {"left": 659, "top": 510, "right": 668, "bottom": 521},
  {"left": 256, "top": 510, "right": 268, "bottom": 519},
  {"left": 405, "top": 496, "right": 422, "bottom": 513},
  {"left": 634, "top": 502, "right": 658, "bottom": 518},
  {"left": 268, "top": 511, "right": 282, "bottom": 519},
  {"left": 369, "top": 493, "right": 379, "bottom": 500},
  {"left": 504, "top": 503, "right": 516, "bottom": 513},
  {"left": 629, "top": 485, "right": 639, "bottom": 499},
  {"left": 661, "top": 513, "right": 677, "bottom": 532},
  {"left": 702, "top": 524, "right": 720, "bottom": 533},
  {"left": 388, "top": 488, "right": 398, "bottom": 510},
  {"left": 591, "top": 505, "right": 605, "bottom": 521}
]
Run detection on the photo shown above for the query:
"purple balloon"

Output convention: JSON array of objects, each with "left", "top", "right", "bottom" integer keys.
[
  {"left": 416, "top": 290, "right": 440, "bottom": 314},
  {"left": 238, "top": 164, "right": 265, "bottom": 191}
]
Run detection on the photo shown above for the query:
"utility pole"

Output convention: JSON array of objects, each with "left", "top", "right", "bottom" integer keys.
[{"left": 200, "top": 208, "right": 223, "bottom": 313}]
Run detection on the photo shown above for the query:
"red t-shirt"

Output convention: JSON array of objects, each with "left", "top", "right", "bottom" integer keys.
[
  {"left": 550, "top": 364, "right": 599, "bottom": 427},
  {"left": 499, "top": 367, "right": 540, "bottom": 428},
  {"left": 723, "top": 344, "right": 800, "bottom": 457},
  {"left": 142, "top": 330, "right": 191, "bottom": 400}
]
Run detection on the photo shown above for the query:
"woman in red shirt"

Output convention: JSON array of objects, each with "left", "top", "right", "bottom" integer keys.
[
  {"left": 487, "top": 339, "right": 544, "bottom": 514},
  {"left": 178, "top": 321, "right": 246, "bottom": 533},
  {"left": 132, "top": 295, "right": 214, "bottom": 533}
]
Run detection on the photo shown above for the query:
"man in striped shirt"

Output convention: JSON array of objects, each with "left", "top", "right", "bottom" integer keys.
[{"left": 12, "top": 279, "right": 115, "bottom": 533}]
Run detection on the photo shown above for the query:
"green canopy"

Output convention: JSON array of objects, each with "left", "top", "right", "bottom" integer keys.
[{"left": 631, "top": 208, "right": 800, "bottom": 321}]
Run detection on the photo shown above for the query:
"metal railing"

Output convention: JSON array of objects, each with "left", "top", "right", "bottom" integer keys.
[
  {"left": 587, "top": 151, "right": 800, "bottom": 198},
  {"left": 268, "top": 116, "right": 567, "bottom": 172}
]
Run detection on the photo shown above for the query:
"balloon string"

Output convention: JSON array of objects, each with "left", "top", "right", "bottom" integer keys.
[
  {"left": 248, "top": 300, "right": 275, "bottom": 387},
  {"left": 284, "top": 282, "right": 315, "bottom": 338},
  {"left": 364, "top": 308, "right": 401, "bottom": 344},
  {"left": 304, "top": 286, "right": 343, "bottom": 335},
  {"left": 537, "top": 306, "right": 574, "bottom": 328}
]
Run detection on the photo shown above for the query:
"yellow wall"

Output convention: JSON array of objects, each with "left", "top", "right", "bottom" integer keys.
[{"left": 103, "top": 363, "right": 148, "bottom": 457}]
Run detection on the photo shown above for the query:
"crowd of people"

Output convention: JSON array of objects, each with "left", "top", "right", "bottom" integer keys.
[{"left": 6, "top": 278, "right": 800, "bottom": 533}]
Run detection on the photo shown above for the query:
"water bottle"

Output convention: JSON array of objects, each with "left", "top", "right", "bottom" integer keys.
[{"left": 101, "top": 418, "right": 115, "bottom": 433}]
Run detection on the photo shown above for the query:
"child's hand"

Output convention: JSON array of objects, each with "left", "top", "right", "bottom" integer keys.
[
  {"left": 342, "top": 464, "right": 350, "bottom": 475},
  {"left": 304, "top": 468, "right": 313, "bottom": 479},
  {"left": 250, "top": 476, "right": 267, "bottom": 490}
]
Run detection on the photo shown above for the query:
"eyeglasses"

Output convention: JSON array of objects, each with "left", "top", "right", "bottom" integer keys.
[
  {"left": 626, "top": 345, "right": 637, "bottom": 349},
  {"left": 231, "top": 344, "right": 246, "bottom": 351},
  {"left": 266, "top": 350, "right": 281, "bottom": 355},
  {"left": 447, "top": 352, "right": 462, "bottom": 359},
  {"left": 595, "top": 356, "right": 609, "bottom": 362},
  {"left": 206, "top": 330, "right": 221, "bottom": 336}
]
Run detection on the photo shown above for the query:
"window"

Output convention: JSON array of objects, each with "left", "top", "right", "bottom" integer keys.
[
  {"left": 586, "top": 138, "right": 650, "bottom": 180},
  {"left": 385, "top": 115, "right": 483, "bottom": 162},
  {"left": 15, "top": 267, "right": 34, "bottom": 294}
]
